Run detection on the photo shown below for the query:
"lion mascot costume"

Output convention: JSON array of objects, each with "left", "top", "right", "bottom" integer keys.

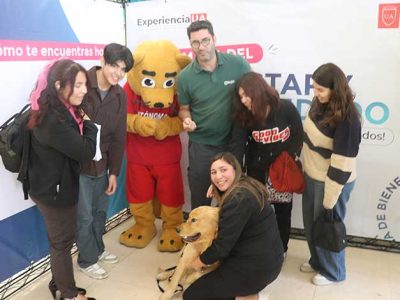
[{"left": 119, "top": 40, "right": 191, "bottom": 252}]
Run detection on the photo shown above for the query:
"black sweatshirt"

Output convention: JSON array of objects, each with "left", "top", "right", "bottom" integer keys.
[{"left": 230, "top": 99, "right": 303, "bottom": 183}]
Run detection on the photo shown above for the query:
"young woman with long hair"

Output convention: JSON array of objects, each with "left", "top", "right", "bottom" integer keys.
[
  {"left": 27, "top": 59, "right": 97, "bottom": 300},
  {"left": 300, "top": 63, "right": 361, "bottom": 285},
  {"left": 184, "top": 152, "right": 283, "bottom": 300},
  {"left": 230, "top": 71, "right": 303, "bottom": 256}
]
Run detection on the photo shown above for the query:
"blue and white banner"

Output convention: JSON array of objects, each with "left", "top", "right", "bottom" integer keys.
[
  {"left": 125, "top": 0, "right": 400, "bottom": 241},
  {"left": 0, "top": 0, "right": 125, "bottom": 282},
  {"left": 1, "top": 0, "right": 399, "bottom": 283}
]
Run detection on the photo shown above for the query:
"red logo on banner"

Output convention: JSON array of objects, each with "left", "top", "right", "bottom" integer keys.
[
  {"left": 191, "top": 13, "right": 207, "bottom": 22},
  {"left": 378, "top": 3, "right": 400, "bottom": 28}
]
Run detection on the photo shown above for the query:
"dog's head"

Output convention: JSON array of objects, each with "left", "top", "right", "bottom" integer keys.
[{"left": 178, "top": 206, "right": 219, "bottom": 244}]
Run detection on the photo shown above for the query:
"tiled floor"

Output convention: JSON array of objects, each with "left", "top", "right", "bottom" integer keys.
[{"left": 10, "top": 218, "right": 400, "bottom": 300}]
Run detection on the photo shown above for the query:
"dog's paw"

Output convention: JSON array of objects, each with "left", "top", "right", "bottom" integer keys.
[{"left": 156, "top": 268, "right": 172, "bottom": 281}]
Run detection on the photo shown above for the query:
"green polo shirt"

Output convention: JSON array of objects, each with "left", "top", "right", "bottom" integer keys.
[{"left": 177, "top": 51, "right": 251, "bottom": 146}]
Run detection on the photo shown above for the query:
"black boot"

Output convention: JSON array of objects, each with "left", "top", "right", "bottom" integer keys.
[
  {"left": 48, "top": 279, "right": 58, "bottom": 299},
  {"left": 60, "top": 297, "right": 96, "bottom": 300},
  {"left": 48, "top": 279, "right": 88, "bottom": 299}
]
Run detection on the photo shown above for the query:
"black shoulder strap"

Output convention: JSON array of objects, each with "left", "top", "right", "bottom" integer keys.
[
  {"left": 17, "top": 128, "right": 31, "bottom": 200},
  {"left": 0, "top": 104, "right": 30, "bottom": 129}
]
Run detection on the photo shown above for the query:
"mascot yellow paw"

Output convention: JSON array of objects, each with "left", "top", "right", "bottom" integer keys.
[
  {"left": 120, "top": 202, "right": 156, "bottom": 248},
  {"left": 158, "top": 204, "right": 184, "bottom": 252},
  {"left": 127, "top": 114, "right": 157, "bottom": 136},
  {"left": 158, "top": 228, "right": 183, "bottom": 252},
  {"left": 119, "top": 224, "right": 157, "bottom": 248},
  {"left": 154, "top": 116, "right": 183, "bottom": 140}
]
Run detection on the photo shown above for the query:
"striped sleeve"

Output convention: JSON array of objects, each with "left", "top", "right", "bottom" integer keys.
[{"left": 323, "top": 115, "right": 361, "bottom": 208}]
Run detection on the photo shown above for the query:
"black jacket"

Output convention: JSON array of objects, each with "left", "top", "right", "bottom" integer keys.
[
  {"left": 28, "top": 109, "right": 97, "bottom": 207},
  {"left": 200, "top": 188, "right": 283, "bottom": 279}
]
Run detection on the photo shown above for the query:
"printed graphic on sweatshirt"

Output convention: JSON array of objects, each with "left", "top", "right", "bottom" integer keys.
[{"left": 252, "top": 126, "right": 290, "bottom": 144}]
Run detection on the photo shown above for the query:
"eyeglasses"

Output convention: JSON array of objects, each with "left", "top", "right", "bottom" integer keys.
[{"left": 190, "top": 37, "right": 211, "bottom": 49}]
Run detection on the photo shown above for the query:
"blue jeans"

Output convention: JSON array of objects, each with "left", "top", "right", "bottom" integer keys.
[
  {"left": 76, "top": 172, "right": 109, "bottom": 268},
  {"left": 302, "top": 174, "right": 355, "bottom": 282}
]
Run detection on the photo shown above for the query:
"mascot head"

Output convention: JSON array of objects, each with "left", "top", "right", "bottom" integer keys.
[{"left": 127, "top": 40, "right": 191, "bottom": 109}]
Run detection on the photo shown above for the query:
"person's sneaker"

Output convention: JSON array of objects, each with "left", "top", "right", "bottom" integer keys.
[
  {"left": 300, "top": 262, "right": 316, "bottom": 273},
  {"left": 312, "top": 273, "right": 335, "bottom": 286},
  {"left": 98, "top": 251, "right": 119, "bottom": 264},
  {"left": 79, "top": 263, "right": 108, "bottom": 280},
  {"left": 258, "top": 287, "right": 269, "bottom": 300}
]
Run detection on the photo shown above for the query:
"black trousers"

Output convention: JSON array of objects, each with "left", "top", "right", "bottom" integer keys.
[
  {"left": 188, "top": 141, "right": 227, "bottom": 210},
  {"left": 247, "top": 166, "right": 293, "bottom": 252},
  {"left": 183, "top": 263, "right": 281, "bottom": 300},
  {"left": 34, "top": 199, "right": 79, "bottom": 298},
  {"left": 272, "top": 201, "right": 293, "bottom": 252}
]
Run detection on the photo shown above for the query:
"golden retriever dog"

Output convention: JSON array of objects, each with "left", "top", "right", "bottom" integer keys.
[{"left": 157, "top": 206, "right": 220, "bottom": 300}]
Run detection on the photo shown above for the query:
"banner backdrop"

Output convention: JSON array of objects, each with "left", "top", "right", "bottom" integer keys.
[
  {"left": 1, "top": 0, "right": 399, "bottom": 284},
  {"left": 125, "top": 0, "right": 400, "bottom": 240},
  {"left": 0, "top": 0, "right": 125, "bottom": 282}
]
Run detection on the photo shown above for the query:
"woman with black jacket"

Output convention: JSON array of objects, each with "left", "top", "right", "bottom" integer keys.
[
  {"left": 229, "top": 71, "right": 303, "bottom": 256},
  {"left": 184, "top": 152, "right": 283, "bottom": 300},
  {"left": 27, "top": 59, "right": 97, "bottom": 300}
]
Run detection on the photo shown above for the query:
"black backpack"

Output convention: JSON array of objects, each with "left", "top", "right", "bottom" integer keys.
[{"left": 0, "top": 104, "right": 31, "bottom": 199}]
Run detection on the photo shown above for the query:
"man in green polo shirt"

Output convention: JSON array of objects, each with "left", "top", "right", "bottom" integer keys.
[{"left": 177, "top": 20, "right": 251, "bottom": 209}]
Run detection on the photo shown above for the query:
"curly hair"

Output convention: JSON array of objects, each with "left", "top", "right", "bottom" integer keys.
[{"left": 27, "top": 59, "right": 87, "bottom": 129}]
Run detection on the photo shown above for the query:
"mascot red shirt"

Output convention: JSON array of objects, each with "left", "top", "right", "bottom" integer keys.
[{"left": 124, "top": 85, "right": 183, "bottom": 207}]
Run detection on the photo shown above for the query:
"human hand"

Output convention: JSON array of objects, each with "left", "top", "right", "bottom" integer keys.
[
  {"left": 182, "top": 117, "right": 196, "bottom": 132},
  {"left": 105, "top": 174, "right": 117, "bottom": 195},
  {"left": 80, "top": 109, "right": 90, "bottom": 121},
  {"left": 191, "top": 256, "right": 205, "bottom": 272},
  {"left": 322, "top": 199, "right": 334, "bottom": 210},
  {"left": 206, "top": 184, "right": 214, "bottom": 198}
]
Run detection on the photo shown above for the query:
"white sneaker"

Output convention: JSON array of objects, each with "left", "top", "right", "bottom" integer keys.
[
  {"left": 98, "top": 251, "right": 119, "bottom": 264},
  {"left": 258, "top": 287, "right": 269, "bottom": 300},
  {"left": 312, "top": 273, "right": 336, "bottom": 286},
  {"left": 79, "top": 263, "right": 108, "bottom": 280},
  {"left": 300, "top": 262, "right": 316, "bottom": 273}
]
